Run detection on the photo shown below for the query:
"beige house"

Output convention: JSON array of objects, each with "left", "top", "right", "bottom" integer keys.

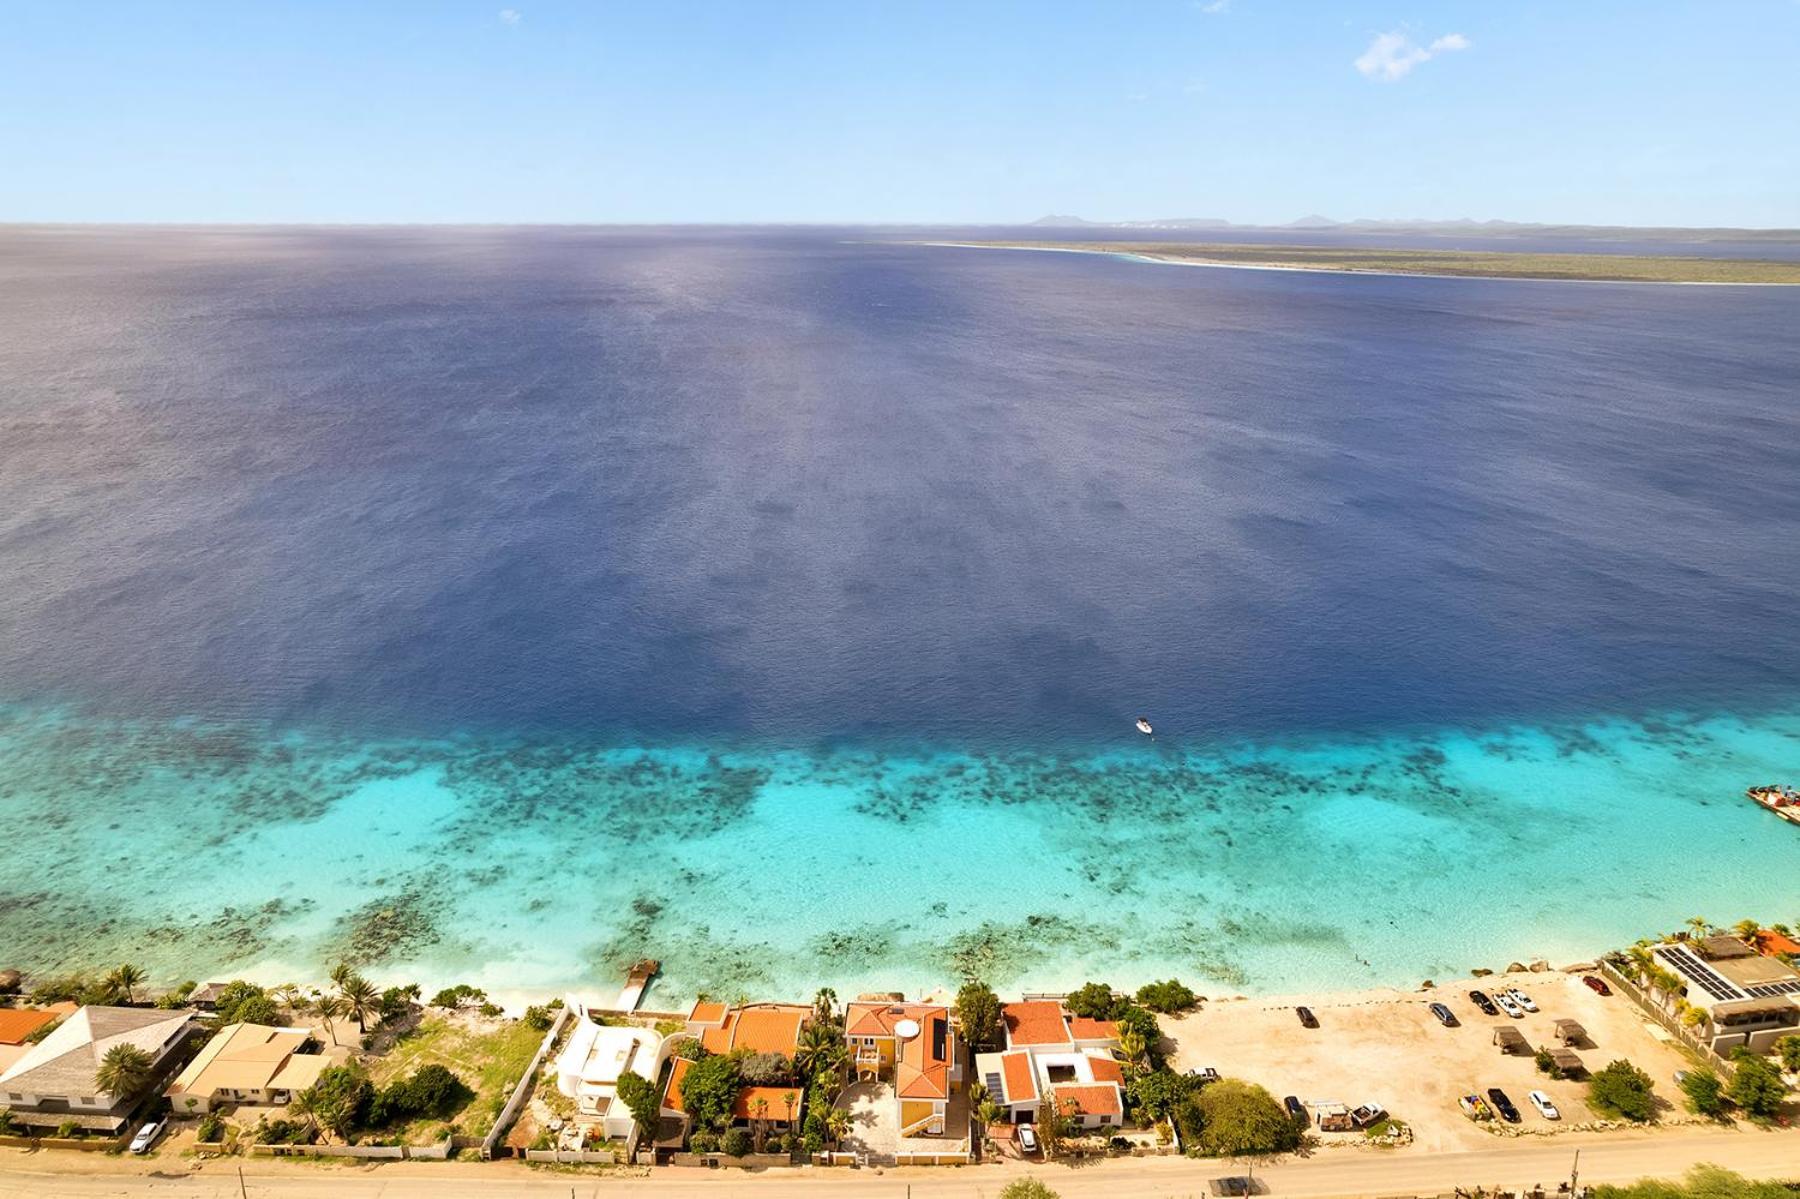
[
  {"left": 1654, "top": 937, "right": 1800, "bottom": 1055},
  {"left": 0, "top": 1006, "right": 196, "bottom": 1133},
  {"left": 164, "top": 1022, "right": 331, "bottom": 1115}
]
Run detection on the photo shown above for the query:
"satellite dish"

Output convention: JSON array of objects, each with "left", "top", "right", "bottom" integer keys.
[{"left": 894, "top": 1018, "right": 922, "bottom": 1040}]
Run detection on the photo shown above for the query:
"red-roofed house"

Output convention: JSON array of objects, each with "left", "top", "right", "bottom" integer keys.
[
  {"left": 975, "top": 1000, "right": 1125, "bottom": 1130},
  {"left": 663, "top": 1002, "right": 813, "bottom": 1146},
  {"left": 844, "top": 999, "right": 962, "bottom": 1138},
  {"left": 1755, "top": 929, "right": 1800, "bottom": 959}
]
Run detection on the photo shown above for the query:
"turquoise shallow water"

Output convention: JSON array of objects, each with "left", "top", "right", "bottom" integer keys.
[{"left": 3, "top": 702, "right": 1796, "bottom": 1006}]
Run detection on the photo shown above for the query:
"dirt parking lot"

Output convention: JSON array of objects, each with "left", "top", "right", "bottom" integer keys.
[{"left": 1164, "top": 970, "right": 1698, "bottom": 1152}]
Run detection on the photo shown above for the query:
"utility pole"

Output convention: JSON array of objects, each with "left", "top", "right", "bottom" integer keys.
[
  {"left": 237, "top": 1165, "right": 247, "bottom": 1198},
  {"left": 1570, "top": 1147, "right": 1581, "bottom": 1196}
]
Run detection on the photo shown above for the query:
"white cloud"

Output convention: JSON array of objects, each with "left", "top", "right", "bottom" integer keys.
[
  {"left": 1196, "top": 0, "right": 1230, "bottom": 12},
  {"left": 1354, "top": 30, "right": 1469, "bottom": 81},
  {"left": 498, "top": 8, "right": 522, "bottom": 24}
]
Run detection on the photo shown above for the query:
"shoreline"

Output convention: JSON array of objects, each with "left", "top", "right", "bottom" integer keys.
[{"left": 919, "top": 240, "right": 1800, "bottom": 286}]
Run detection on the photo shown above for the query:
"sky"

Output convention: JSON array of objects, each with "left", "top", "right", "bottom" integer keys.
[{"left": 1, "top": 0, "right": 1797, "bottom": 227}]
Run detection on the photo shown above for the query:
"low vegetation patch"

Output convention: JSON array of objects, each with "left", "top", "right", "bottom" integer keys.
[{"left": 364, "top": 1013, "right": 541, "bottom": 1138}]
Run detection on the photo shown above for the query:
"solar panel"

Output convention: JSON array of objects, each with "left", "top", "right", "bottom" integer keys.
[
  {"left": 1660, "top": 946, "right": 1742, "bottom": 1001},
  {"left": 1743, "top": 979, "right": 1800, "bottom": 998}
]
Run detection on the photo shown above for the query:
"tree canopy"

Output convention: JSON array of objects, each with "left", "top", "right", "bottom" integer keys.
[
  {"left": 1064, "top": 981, "right": 1126, "bottom": 1020},
  {"left": 1593, "top": 1164, "right": 1793, "bottom": 1199},
  {"left": 953, "top": 981, "right": 1003, "bottom": 1051},
  {"left": 1725, "top": 1048, "right": 1787, "bottom": 1119},
  {"left": 1587, "top": 1059, "right": 1656, "bottom": 1122},
  {"left": 1134, "top": 979, "right": 1199, "bottom": 1014},
  {"left": 615, "top": 1070, "right": 662, "bottom": 1137},
  {"left": 1188, "top": 1079, "right": 1303, "bottom": 1157},
  {"left": 95, "top": 1044, "right": 154, "bottom": 1100},
  {"left": 679, "top": 1053, "right": 743, "bottom": 1132},
  {"left": 1678, "top": 1067, "right": 1724, "bottom": 1117}
]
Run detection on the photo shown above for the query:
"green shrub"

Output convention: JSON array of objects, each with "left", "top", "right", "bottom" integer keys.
[
  {"left": 55, "top": 1120, "right": 82, "bottom": 1139},
  {"left": 196, "top": 1111, "right": 226, "bottom": 1142},
  {"left": 1064, "top": 982, "right": 1125, "bottom": 1020},
  {"left": 429, "top": 984, "right": 486, "bottom": 1010},
  {"left": 1726, "top": 1048, "right": 1787, "bottom": 1119},
  {"left": 371, "top": 1064, "right": 471, "bottom": 1125},
  {"left": 998, "top": 1180, "right": 1061, "bottom": 1199},
  {"left": 1775, "top": 1035, "right": 1800, "bottom": 1074},
  {"left": 1587, "top": 1059, "right": 1655, "bottom": 1122},
  {"left": 722, "top": 1127, "right": 752, "bottom": 1156},
  {"left": 1187, "top": 1079, "right": 1302, "bottom": 1157},
  {"left": 1534, "top": 1047, "right": 1565, "bottom": 1080},
  {"left": 1134, "top": 979, "right": 1198, "bottom": 1014},
  {"left": 523, "top": 1005, "right": 553, "bottom": 1031},
  {"left": 1678, "top": 1067, "right": 1725, "bottom": 1117},
  {"left": 687, "top": 1129, "right": 719, "bottom": 1154}
]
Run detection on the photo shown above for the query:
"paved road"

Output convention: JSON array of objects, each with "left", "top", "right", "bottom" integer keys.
[{"left": 2, "top": 1126, "right": 1794, "bottom": 1198}]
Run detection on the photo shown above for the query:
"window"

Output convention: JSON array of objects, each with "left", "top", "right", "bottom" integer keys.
[
  {"left": 1099, "top": 1115, "right": 1111, "bottom": 1125},
  {"left": 79, "top": 1096, "right": 94, "bottom": 1106},
  {"left": 6, "top": 1092, "right": 22, "bottom": 1101}
]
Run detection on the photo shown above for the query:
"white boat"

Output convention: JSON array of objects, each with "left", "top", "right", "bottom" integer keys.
[{"left": 1135, "top": 716, "right": 1154, "bottom": 736}]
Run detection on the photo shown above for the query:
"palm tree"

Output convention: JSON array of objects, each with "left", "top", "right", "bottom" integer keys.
[
  {"left": 272, "top": 983, "right": 306, "bottom": 1011},
  {"left": 823, "top": 1106, "right": 850, "bottom": 1148},
  {"left": 312, "top": 994, "right": 347, "bottom": 1041},
  {"left": 782, "top": 1090, "right": 797, "bottom": 1128},
  {"left": 339, "top": 974, "right": 378, "bottom": 1033},
  {"left": 812, "top": 988, "right": 838, "bottom": 1027},
  {"left": 750, "top": 1096, "right": 769, "bottom": 1150},
  {"left": 328, "top": 961, "right": 354, "bottom": 990},
  {"left": 1118, "top": 1026, "right": 1148, "bottom": 1070},
  {"left": 108, "top": 964, "right": 147, "bottom": 1006},
  {"left": 288, "top": 1087, "right": 320, "bottom": 1141},
  {"left": 795, "top": 1022, "right": 848, "bottom": 1081},
  {"left": 95, "top": 1044, "right": 154, "bottom": 1101},
  {"left": 1734, "top": 918, "right": 1762, "bottom": 944},
  {"left": 1686, "top": 915, "right": 1713, "bottom": 939}
]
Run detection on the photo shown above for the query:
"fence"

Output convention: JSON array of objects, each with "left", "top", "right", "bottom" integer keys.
[
  {"left": 481, "top": 1003, "right": 574, "bottom": 1160},
  {"left": 248, "top": 1136, "right": 453, "bottom": 1160},
  {"left": 1596, "top": 958, "right": 1729, "bottom": 1069},
  {"left": 669, "top": 1151, "right": 794, "bottom": 1168},
  {"left": 0, "top": 1133, "right": 123, "bottom": 1153},
  {"left": 894, "top": 1151, "right": 972, "bottom": 1166}
]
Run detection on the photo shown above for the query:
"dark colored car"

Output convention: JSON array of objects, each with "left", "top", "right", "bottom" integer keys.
[
  {"left": 1429, "top": 1001, "right": 1458, "bottom": 1027},
  {"left": 1209, "top": 1177, "right": 1253, "bottom": 1197},
  {"left": 1469, "top": 989, "right": 1499, "bottom": 1016},
  {"left": 1283, "top": 1094, "right": 1307, "bottom": 1121},
  {"left": 1296, "top": 1006, "right": 1318, "bottom": 1028},
  {"left": 1486, "top": 1087, "right": 1521, "bottom": 1123},
  {"left": 1582, "top": 975, "right": 1612, "bottom": 996}
]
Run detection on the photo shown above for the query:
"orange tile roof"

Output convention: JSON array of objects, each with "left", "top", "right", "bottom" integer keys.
[
  {"left": 1755, "top": 930, "right": 1800, "bottom": 957},
  {"left": 732, "top": 1085, "right": 803, "bottom": 1121},
  {"left": 1085, "top": 1054, "right": 1125, "bottom": 1084},
  {"left": 1067, "top": 1016, "right": 1119, "bottom": 1042},
  {"left": 688, "top": 1001, "right": 728, "bottom": 1024},
  {"left": 1054, "top": 1083, "right": 1122, "bottom": 1117},
  {"left": 664, "top": 1057, "right": 692, "bottom": 1114},
  {"left": 896, "top": 1010, "right": 954, "bottom": 1101},
  {"left": 1003, "top": 1001, "right": 1070, "bottom": 1047},
  {"left": 0, "top": 1008, "right": 59, "bottom": 1045},
  {"left": 698, "top": 1005, "right": 808, "bottom": 1057},
  {"left": 1000, "top": 1051, "right": 1037, "bottom": 1103},
  {"left": 844, "top": 1000, "right": 942, "bottom": 1038}
]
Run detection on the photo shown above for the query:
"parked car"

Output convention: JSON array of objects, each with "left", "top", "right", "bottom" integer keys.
[
  {"left": 1486, "top": 1088, "right": 1521, "bottom": 1123},
  {"left": 1673, "top": 1070, "right": 1689, "bottom": 1088},
  {"left": 1296, "top": 1006, "right": 1319, "bottom": 1028},
  {"left": 1528, "top": 1090, "right": 1561, "bottom": 1120},
  {"left": 1429, "top": 1001, "right": 1458, "bottom": 1027},
  {"left": 1350, "top": 1102, "right": 1387, "bottom": 1128},
  {"left": 129, "top": 1119, "right": 164, "bottom": 1154},
  {"left": 1581, "top": 975, "right": 1612, "bottom": 996},
  {"left": 1458, "top": 1094, "right": 1492, "bottom": 1121},
  {"left": 1506, "top": 988, "right": 1539, "bottom": 1013},
  {"left": 1283, "top": 1095, "right": 1307, "bottom": 1122},
  {"left": 1495, "top": 993, "right": 1525, "bottom": 1018},
  {"left": 1209, "top": 1177, "right": 1254, "bottom": 1197},
  {"left": 1018, "top": 1124, "right": 1040, "bottom": 1154},
  {"left": 1469, "top": 989, "right": 1500, "bottom": 1016},
  {"left": 1186, "top": 1066, "right": 1222, "bottom": 1085}
]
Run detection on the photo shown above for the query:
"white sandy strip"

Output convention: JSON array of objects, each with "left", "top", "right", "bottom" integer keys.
[{"left": 914, "top": 240, "right": 1800, "bottom": 287}]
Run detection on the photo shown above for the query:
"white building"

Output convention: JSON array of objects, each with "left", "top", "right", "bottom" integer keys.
[
  {"left": 973, "top": 1000, "right": 1125, "bottom": 1132},
  {"left": 552, "top": 1000, "right": 671, "bottom": 1140}
]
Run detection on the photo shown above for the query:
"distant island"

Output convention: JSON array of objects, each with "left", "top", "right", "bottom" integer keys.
[
  {"left": 937, "top": 240, "right": 1800, "bottom": 285},
  {"left": 1025, "top": 214, "right": 1800, "bottom": 243}
]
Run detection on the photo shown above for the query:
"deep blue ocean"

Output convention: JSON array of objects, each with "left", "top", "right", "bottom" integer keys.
[{"left": 2, "top": 226, "right": 1797, "bottom": 1003}]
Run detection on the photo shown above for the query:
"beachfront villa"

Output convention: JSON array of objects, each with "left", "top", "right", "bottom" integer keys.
[
  {"left": 163, "top": 1022, "right": 334, "bottom": 1114},
  {"left": 0, "top": 1005, "right": 196, "bottom": 1134},
  {"left": 843, "top": 997, "right": 961, "bottom": 1138},
  {"left": 974, "top": 1000, "right": 1124, "bottom": 1131},
  {"left": 0, "top": 1005, "right": 69, "bottom": 1077},
  {"left": 660, "top": 1000, "right": 811, "bottom": 1146},
  {"left": 552, "top": 1000, "right": 673, "bottom": 1139},
  {"left": 1654, "top": 935, "right": 1800, "bottom": 1055}
]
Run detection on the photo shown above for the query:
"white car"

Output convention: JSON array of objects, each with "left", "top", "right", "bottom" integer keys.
[
  {"left": 1528, "top": 1090, "right": 1560, "bottom": 1120},
  {"left": 1018, "top": 1124, "right": 1040, "bottom": 1154},
  {"left": 129, "top": 1118, "right": 165, "bottom": 1154},
  {"left": 1506, "top": 988, "right": 1538, "bottom": 1013},
  {"left": 1495, "top": 993, "right": 1525, "bottom": 1018}
]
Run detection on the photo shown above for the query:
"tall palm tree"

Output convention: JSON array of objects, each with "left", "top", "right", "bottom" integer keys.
[
  {"left": 272, "top": 983, "right": 306, "bottom": 1011},
  {"left": 328, "top": 961, "right": 354, "bottom": 990},
  {"left": 108, "top": 964, "right": 147, "bottom": 1006},
  {"left": 823, "top": 1106, "right": 850, "bottom": 1148},
  {"left": 782, "top": 1090, "right": 797, "bottom": 1127},
  {"left": 1686, "top": 915, "right": 1713, "bottom": 939},
  {"left": 1734, "top": 918, "right": 1762, "bottom": 944},
  {"left": 812, "top": 988, "right": 838, "bottom": 1027},
  {"left": 795, "top": 1022, "right": 848, "bottom": 1081},
  {"left": 339, "top": 974, "right": 378, "bottom": 1033},
  {"left": 750, "top": 1096, "right": 769, "bottom": 1150},
  {"left": 1118, "top": 1027, "right": 1148, "bottom": 1070},
  {"left": 95, "top": 1044, "right": 154, "bottom": 1101},
  {"left": 313, "top": 994, "right": 347, "bottom": 1041},
  {"left": 288, "top": 1088, "right": 320, "bottom": 1141}
]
